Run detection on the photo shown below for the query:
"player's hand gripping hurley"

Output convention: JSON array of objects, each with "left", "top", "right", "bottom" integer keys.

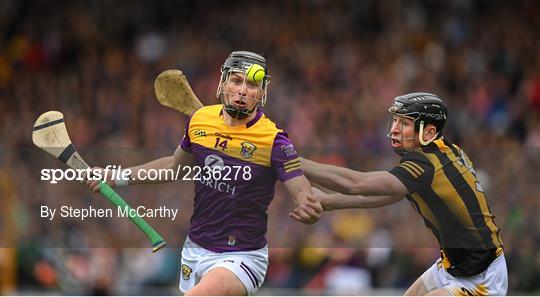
[{"left": 32, "top": 111, "right": 166, "bottom": 252}]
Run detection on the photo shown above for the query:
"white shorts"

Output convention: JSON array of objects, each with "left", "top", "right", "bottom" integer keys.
[
  {"left": 178, "top": 236, "right": 268, "bottom": 295},
  {"left": 421, "top": 253, "right": 508, "bottom": 296}
]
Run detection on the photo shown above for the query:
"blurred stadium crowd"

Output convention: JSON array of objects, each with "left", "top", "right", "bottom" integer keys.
[{"left": 1, "top": 0, "right": 539, "bottom": 295}]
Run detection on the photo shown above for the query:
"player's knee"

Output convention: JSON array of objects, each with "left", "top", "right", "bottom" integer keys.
[
  {"left": 185, "top": 267, "right": 247, "bottom": 296},
  {"left": 184, "top": 286, "right": 210, "bottom": 296},
  {"left": 185, "top": 284, "right": 246, "bottom": 296}
]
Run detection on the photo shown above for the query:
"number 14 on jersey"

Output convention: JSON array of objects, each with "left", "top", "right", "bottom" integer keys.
[{"left": 214, "top": 137, "right": 228, "bottom": 151}]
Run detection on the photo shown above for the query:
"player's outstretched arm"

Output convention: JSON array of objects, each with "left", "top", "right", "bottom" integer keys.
[
  {"left": 87, "top": 146, "right": 194, "bottom": 192},
  {"left": 312, "top": 187, "right": 404, "bottom": 211},
  {"left": 127, "top": 145, "right": 194, "bottom": 185},
  {"left": 283, "top": 176, "right": 323, "bottom": 225},
  {"left": 300, "top": 157, "right": 409, "bottom": 197}
]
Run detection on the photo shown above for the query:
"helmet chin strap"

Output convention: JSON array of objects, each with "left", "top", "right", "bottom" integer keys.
[
  {"left": 223, "top": 103, "right": 256, "bottom": 119},
  {"left": 418, "top": 120, "right": 439, "bottom": 145}
]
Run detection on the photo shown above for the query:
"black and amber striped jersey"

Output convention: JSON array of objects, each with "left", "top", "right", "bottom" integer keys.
[{"left": 389, "top": 138, "right": 503, "bottom": 277}]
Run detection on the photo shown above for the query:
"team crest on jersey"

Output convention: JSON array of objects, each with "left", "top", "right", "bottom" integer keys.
[
  {"left": 181, "top": 264, "right": 192, "bottom": 280},
  {"left": 240, "top": 142, "right": 257, "bottom": 158},
  {"left": 228, "top": 235, "right": 236, "bottom": 246}
]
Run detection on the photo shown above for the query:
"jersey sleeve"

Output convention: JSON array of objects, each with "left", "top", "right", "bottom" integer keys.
[
  {"left": 180, "top": 116, "right": 193, "bottom": 153},
  {"left": 388, "top": 152, "right": 434, "bottom": 193},
  {"left": 271, "top": 132, "right": 303, "bottom": 182}
]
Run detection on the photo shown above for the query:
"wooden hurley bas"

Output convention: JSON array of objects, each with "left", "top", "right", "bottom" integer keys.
[{"left": 32, "top": 111, "right": 166, "bottom": 252}]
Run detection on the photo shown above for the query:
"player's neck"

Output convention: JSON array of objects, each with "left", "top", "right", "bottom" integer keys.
[{"left": 222, "top": 110, "right": 257, "bottom": 127}]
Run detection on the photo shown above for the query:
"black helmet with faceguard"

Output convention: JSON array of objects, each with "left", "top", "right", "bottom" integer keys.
[
  {"left": 217, "top": 51, "right": 271, "bottom": 119},
  {"left": 388, "top": 92, "right": 448, "bottom": 146}
]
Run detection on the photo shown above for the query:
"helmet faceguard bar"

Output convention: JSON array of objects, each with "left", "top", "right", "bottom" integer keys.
[
  {"left": 217, "top": 51, "right": 271, "bottom": 119},
  {"left": 388, "top": 92, "right": 448, "bottom": 147},
  {"left": 219, "top": 70, "right": 264, "bottom": 119},
  {"left": 388, "top": 110, "right": 441, "bottom": 146}
]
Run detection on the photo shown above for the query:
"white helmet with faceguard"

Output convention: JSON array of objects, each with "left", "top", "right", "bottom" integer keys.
[
  {"left": 216, "top": 51, "right": 271, "bottom": 119},
  {"left": 388, "top": 92, "right": 448, "bottom": 155}
]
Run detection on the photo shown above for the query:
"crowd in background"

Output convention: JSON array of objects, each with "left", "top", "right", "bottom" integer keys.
[{"left": 1, "top": 0, "right": 539, "bottom": 294}]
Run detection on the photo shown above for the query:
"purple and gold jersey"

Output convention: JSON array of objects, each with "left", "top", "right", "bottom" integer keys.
[{"left": 180, "top": 104, "right": 302, "bottom": 252}]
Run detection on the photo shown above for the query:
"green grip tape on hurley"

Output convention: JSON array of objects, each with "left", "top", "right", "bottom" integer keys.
[{"left": 99, "top": 181, "right": 166, "bottom": 252}]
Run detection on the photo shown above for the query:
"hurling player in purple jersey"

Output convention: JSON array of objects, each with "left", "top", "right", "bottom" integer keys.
[{"left": 87, "top": 51, "right": 322, "bottom": 295}]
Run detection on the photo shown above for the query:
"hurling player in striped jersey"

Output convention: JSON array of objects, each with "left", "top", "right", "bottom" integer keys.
[{"left": 297, "top": 93, "right": 507, "bottom": 296}]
